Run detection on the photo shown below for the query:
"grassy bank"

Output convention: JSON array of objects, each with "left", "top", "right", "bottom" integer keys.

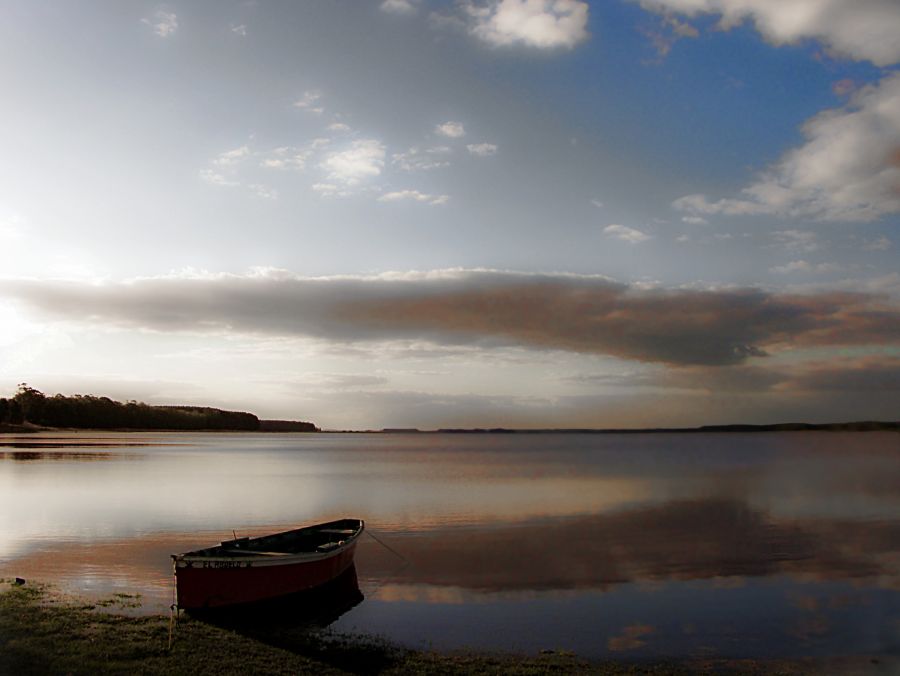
[{"left": 0, "top": 581, "right": 881, "bottom": 675}]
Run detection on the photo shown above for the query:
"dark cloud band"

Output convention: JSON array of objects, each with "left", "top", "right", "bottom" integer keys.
[{"left": 3, "top": 270, "right": 899, "bottom": 366}]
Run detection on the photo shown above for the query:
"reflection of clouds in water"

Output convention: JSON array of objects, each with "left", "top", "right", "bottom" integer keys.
[
  {"left": 0, "top": 531, "right": 225, "bottom": 614},
  {"left": 358, "top": 499, "right": 900, "bottom": 594},
  {"left": 9, "top": 497, "right": 898, "bottom": 610},
  {"left": 607, "top": 623, "right": 654, "bottom": 652},
  {"left": 4, "top": 501, "right": 899, "bottom": 659},
  {"left": 375, "top": 584, "right": 471, "bottom": 605}
]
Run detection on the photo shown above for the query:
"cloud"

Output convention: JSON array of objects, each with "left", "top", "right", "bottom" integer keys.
[
  {"left": 655, "top": 363, "right": 787, "bottom": 393},
  {"left": 259, "top": 145, "right": 312, "bottom": 170},
  {"left": 774, "top": 230, "right": 819, "bottom": 253},
  {"left": 142, "top": 11, "right": 178, "bottom": 38},
  {"left": 4, "top": 269, "right": 900, "bottom": 368},
  {"left": 380, "top": 0, "right": 419, "bottom": 13},
  {"left": 782, "top": 357, "right": 900, "bottom": 393},
  {"left": 769, "top": 259, "right": 847, "bottom": 275},
  {"left": 198, "top": 146, "right": 253, "bottom": 190},
  {"left": 674, "top": 73, "right": 900, "bottom": 222},
  {"left": 639, "top": 14, "right": 698, "bottom": 58},
  {"left": 212, "top": 146, "right": 251, "bottom": 167},
  {"left": 681, "top": 216, "right": 707, "bottom": 225},
  {"left": 198, "top": 169, "right": 238, "bottom": 187},
  {"left": 231, "top": 24, "right": 247, "bottom": 37},
  {"left": 321, "top": 139, "right": 386, "bottom": 185},
  {"left": 672, "top": 193, "right": 767, "bottom": 217},
  {"left": 311, "top": 183, "right": 351, "bottom": 198},
  {"left": 393, "top": 146, "right": 452, "bottom": 171},
  {"left": 435, "top": 121, "right": 466, "bottom": 138},
  {"left": 638, "top": 0, "right": 900, "bottom": 66},
  {"left": 465, "top": 0, "right": 590, "bottom": 49},
  {"left": 466, "top": 142, "right": 498, "bottom": 156},
  {"left": 655, "top": 355, "right": 900, "bottom": 398},
  {"left": 603, "top": 224, "right": 651, "bottom": 243},
  {"left": 378, "top": 190, "right": 449, "bottom": 206},
  {"left": 248, "top": 184, "right": 278, "bottom": 200},
  {"left": 769, "top": 260, "right": 812, "bottom": 275},
  {"left": 292, "top": 90, "right": 324, "bottom": 114},
  {"left": 831, "top": 78, "right": 857, "bottom": 97},
  {"left": 287, "top": 373, "right": 389, "bottom": 390},
  {"left": 327, "top": 122, "right": 352, "bottom": 133}
]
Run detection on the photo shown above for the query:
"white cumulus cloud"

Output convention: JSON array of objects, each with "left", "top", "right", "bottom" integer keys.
[
  {"left": 142, "top": 10, "right": 178, "bottom": 38},
  {"left": 435, "top": 121, "right": 466, "bottom": 138},
  {"left": 770, "top": 260, "right": 812, "bottom": 275},
  {"left": 638, "top": 0, "right": 900, "bottom": 66},
  {"left": 603, "top": 224, "right": 651, "bottom": 243},
  {"left": 466, "top": 0, "right": 590, "bottom": 49},
  {"left": 674, "top": 73, "right": 900, "bottom": 223},
  {"left": 311, "top": 183, "right": 348, "bottom": 198},
  {"left": 378, "top": 190, "right": 450, "bottom": 206},
  {"left": 381, "top": 0, "right": 420, "bottom": 13},
  {"left": 393, "top": 146, "right": 452, "bottom": 171},
  {"left": 322, "top": 140, "right": 386, "bottom": 185},
  {"left": 259, "top": 145, "right": 312, "bottom": 171},
  {"left": 467, "top": 143, "right": 498, "bottom": 156},
  {"left": 212, "top": 146, "right": 251, "bottom": 167}
]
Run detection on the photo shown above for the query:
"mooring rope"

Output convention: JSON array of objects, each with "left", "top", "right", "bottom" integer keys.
[
  {"left": 363, "top": 527, "right": 412, "bottom": 599},
  {"left": 365, "top": 527, "right": 409, "bottom": 564}
]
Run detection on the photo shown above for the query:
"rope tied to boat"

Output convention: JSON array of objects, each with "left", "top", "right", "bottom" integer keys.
[
  {"left": 365, "top": 527, "right": 409, "bottom": 565},
  {"left": 363, "top": 527, "right": 412, "bottom": 599}
]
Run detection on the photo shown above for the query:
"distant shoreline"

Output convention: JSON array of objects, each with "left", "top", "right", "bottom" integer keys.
[
  {"left": 369, "top": 421, "right": 900, "bottom": 434},
  {"left": 315, "top": 420, "right": 900, "bottom": 433},
  {"left": 2, "top": 421, "right": 897, "bottom": 435}
]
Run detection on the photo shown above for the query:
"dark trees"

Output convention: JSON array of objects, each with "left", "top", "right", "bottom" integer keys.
[{"left": 2, "top": 386, "right": 260, "bottom": 431}]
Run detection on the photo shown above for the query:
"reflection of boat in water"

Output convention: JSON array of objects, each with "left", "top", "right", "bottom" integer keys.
[
  {"left": 190, "top": 564, "right": 366, "bottom": 665},
  {"left": 190, "top": 563, "right": 365, "bottom": 629},
  {"left": 172, "top": 518, "right": 364, "bottom": 610}
]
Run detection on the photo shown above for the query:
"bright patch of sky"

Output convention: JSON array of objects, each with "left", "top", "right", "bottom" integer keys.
[{"left": 0, "top": 0, "right": 898, "bottom": 427}]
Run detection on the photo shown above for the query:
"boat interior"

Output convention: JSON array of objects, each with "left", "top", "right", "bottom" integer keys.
[{"left": 179, "top": 518, "right": 364, "bottom": 558}]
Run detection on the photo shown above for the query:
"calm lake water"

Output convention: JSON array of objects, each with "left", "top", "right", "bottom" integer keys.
[{"left": 1, "top": 431, "right": 898, "bottom": 662}]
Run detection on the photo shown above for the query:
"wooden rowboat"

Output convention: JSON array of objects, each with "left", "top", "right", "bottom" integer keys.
[{"left": 172, "top": 518, "right": 364, "bottom": 610}]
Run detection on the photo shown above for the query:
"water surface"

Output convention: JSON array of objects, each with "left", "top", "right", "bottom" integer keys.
[{"left": 1, "top": 431, "right": 898, "bottom": 661}]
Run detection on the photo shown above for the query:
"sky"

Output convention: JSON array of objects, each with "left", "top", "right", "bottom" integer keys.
[{"left": 1, "top": 0, "right": 898, "bottom": 429}]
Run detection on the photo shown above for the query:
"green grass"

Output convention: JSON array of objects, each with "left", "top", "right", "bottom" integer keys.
[{"left": 0, "top": 581, "right": 880, "bottom": 675}]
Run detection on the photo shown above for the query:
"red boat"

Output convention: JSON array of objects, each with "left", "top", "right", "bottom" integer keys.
[{"left": 172, "top": 518, "right": 364, "bottom": 610}]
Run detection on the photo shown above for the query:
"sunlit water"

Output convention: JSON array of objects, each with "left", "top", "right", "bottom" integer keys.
[{"left": 1, "top": 431, "right": 898, "bottom": 660}]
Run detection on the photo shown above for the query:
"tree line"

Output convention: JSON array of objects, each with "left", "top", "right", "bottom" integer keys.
[{"left": 0, "top": 384, "right": 260, "bottom": 431}]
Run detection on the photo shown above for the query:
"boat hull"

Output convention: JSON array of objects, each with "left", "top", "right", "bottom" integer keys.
[{"left": 173, "top": 519, "right": 363, "bottom": 610}]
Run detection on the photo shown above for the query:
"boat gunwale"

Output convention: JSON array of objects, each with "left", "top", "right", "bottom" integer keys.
[{"left": 172, "top": 519, "right": 365, "bottom": 566}]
